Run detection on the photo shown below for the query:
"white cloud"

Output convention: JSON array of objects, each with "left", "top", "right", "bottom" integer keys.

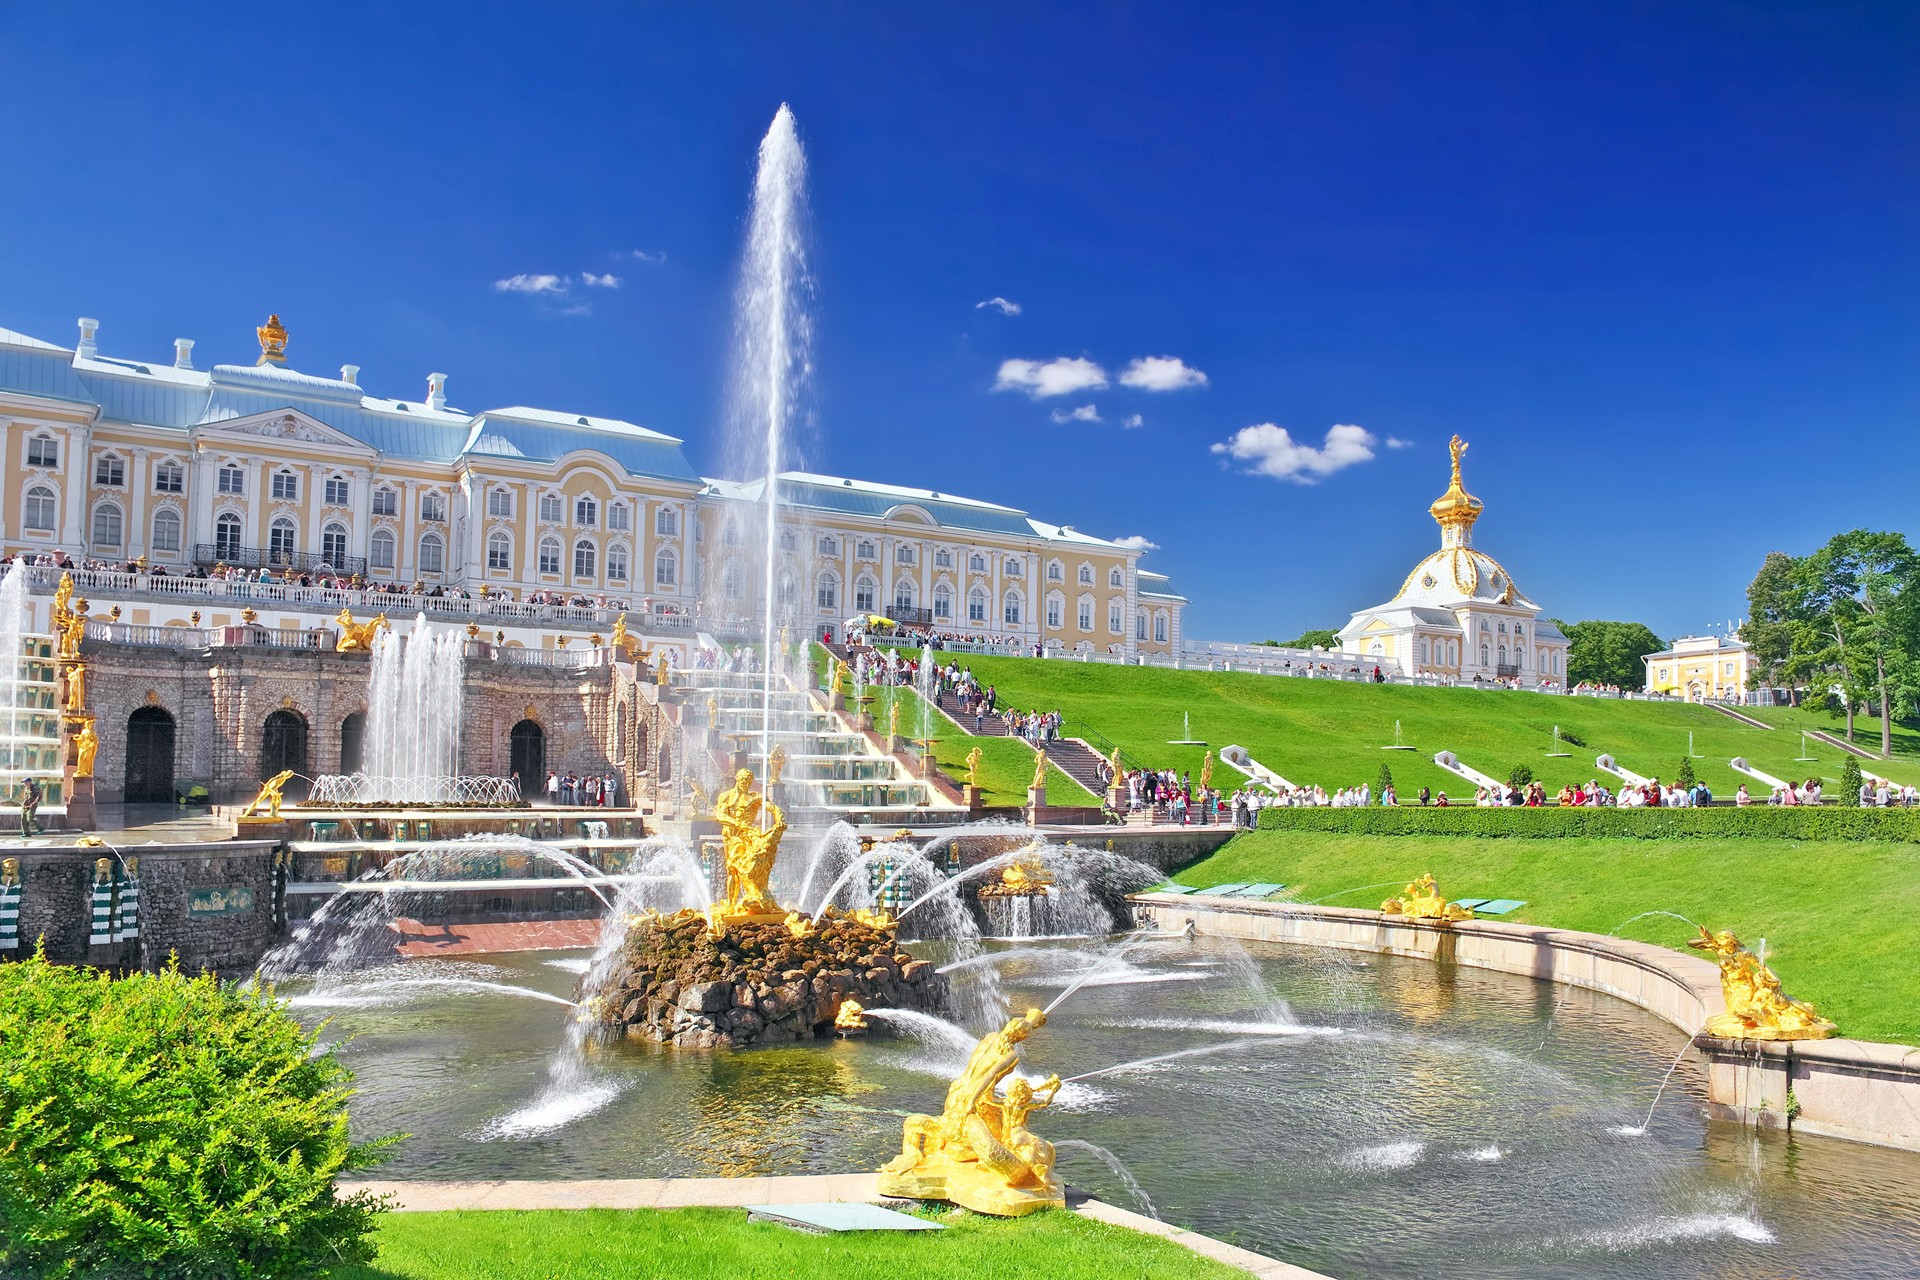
[
  {"left": 1113, "top": 535, "right": 1159, "bottom": 552},
  {"left": 1119, "top": 355, "right": 1208, "bottom": 391},
  {"left": 1050, "top": 404, "right": 1102, "bottom": 424},
  {"left": 581, "top": 272, "right": 622, "bottom": 288},
  {"left": 493, "top": 273, "right": 570, "bottom": 295},
  {"left": 1121, "top": 413, "right": 1144, "bottom": 430},
  {"left": 976, "top": 296, "right": 1022, "bottom": 316},
  {"left": 628, "top": 249, "right": 668, "bottom": 264},
  {"left": 994, "top": 357, "right": 1108, "bottom": 399},
  {"left": 1385, "top": 436, "right": 1413, "bottom": 449},
  {"left": 1210, "top": 423, "right": 1378, "bottom": 484}
]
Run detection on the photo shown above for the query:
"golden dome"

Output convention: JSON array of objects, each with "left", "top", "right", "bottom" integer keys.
[{"left": 1428, "top": 434, "right": 1482, "bottom": 536}]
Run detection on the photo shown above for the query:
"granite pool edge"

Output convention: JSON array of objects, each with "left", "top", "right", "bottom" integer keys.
[{"left": 1134, "top": 893, "right": 1920, "bottom": 1152}]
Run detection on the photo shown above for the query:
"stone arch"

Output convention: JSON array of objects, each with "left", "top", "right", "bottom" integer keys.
[
  {"left": 124, "top": 706, "right": 176, "bottom": 804},
  {"left": 340, "top": 710, "right": 367, "bottom": 774},
  {"left": 510, "top": 719, "right": 546, "bottom": 801},
  {"left": 259, "top": 708, "right": 309, "bottom": 798}
]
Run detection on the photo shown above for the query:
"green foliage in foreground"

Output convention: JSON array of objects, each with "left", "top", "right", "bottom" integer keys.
[
  {"left": 336, "top": 1207, "right": 1243, "bottom": 1280},
  {"left": 0, "top": 953, "right": 394, "bottom": 1280},
  {"left": 1173, "top": 830, "right": 1920, "bottom": 1046},
  {"left": 1253, "top": 805, "right": 1920, "bottom": 841}
]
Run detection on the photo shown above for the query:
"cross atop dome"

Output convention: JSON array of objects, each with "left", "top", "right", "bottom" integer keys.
[{"left": 1428, "top": 434, "right": 1483, "bottom": 548}]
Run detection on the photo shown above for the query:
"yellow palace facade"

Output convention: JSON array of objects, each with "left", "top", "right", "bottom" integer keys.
[{"left": 0, "top": 314, "right": 1184, "bottom": 657}]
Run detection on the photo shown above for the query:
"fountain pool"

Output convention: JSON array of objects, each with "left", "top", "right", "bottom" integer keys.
[{"left": 292, "top": 937, "right": 1920, "bottom": 1279}]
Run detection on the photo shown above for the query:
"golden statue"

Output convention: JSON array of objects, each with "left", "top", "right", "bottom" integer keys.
[
  {"left": 0, "top": 856, "right": 15, "bottom": 886},
  {"left": 687, "top": 778, "right": 711, "bottom": 816},
  {"left": 709, "top": 768, "right": 785, "bottom": 924},
  {"left": 57, "top": 610, "right": 86, "bottom": 661},
  {"left": 965, "top": 746, "right": 984, "bottom": 789},
  {"left": 1382, "top": 873, "right": 1474, "bottom": 923},
  {"left": 980, "top": 847, "right": 1055, "bottom": 897},
  {"left": 241, "top": 769, "right": 295, "bottom": 820},
  {"left": 783, "top": 910, "right": 814, "bottom": 939},
  {"left": 1030, "top": 750, "right": 1048, "bottom": 794},
  {"left": 1107, "top": 744, "right": 1124, "bottom": 781},
  {"left": 73, "top": 719, "right": 98, "bottom": 779},
  {"left": 64, "top": 663, "right": 87, "bottom": 713},
  {"left": 888, "top": 698, "right": 901, "bottom": 740},
  {"left": 830, "top": 659, "right": 848, "bottom": 699},
  {"left": 1200, "top": 749, "right": 1214, "bottom": 791},
  {"left": 257, "top": 313, "right": 289, "bottom": 364},
  {"left": 877, "top": 1007, "right": 1066, "bottom": 1216},
  {"left": 1449, "top": 434, "right": 1467, "bottom": 485},
  {"left": 706, "top": 693, "right": 720, "bottom": 724},
  {"left": 52, "top": 571, "right": 73, "bottom": 626},
  {"left": 334, "top": 610, "right": 388, "bottom": 653},
  {"left": 768, "top": 744, "right": 787, "bottom": 786},
  {"left": 834, "top": 998, "right": 868, "bottom": 1031},
  {"left": 1689, "top": 927, "right": 1836, "bottom": 1041}
]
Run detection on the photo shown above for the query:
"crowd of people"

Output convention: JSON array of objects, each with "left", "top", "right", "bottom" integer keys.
[{"left": 541, "top": 770, "right": 622, "bottom": 807}]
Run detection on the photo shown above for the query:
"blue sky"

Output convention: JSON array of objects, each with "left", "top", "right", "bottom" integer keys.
[{"left": 1, "top": 3, "right": 1914, "bottom": 642}]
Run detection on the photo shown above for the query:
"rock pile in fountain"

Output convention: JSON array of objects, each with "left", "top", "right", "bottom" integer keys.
[{"left": 590, "top": 909, "right": 945, "bottom": 1048}]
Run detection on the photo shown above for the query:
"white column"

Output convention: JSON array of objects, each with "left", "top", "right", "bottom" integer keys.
[{"left": 126, "top": 449, "right": 149, "bottom": 559}]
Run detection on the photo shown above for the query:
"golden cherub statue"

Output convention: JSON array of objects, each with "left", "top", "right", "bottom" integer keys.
[
  {"left": 709, "top": 768, "right": 785, "bottom": 923},
  {"left": 1689, "top": 926, "right": 1836, "bottom": 1041},
  {"left": 241, "top": 769, "right": 296, "bottom": 820},
  {"left": 965, "top": 746, "right": 984, "bottom": 789},
  {"left": 877, "top": 1007, "right": 1065, "bottom": 1216},
  {"left": 73, "top": 719, "right": 98, "bottom": 778},
  {"left": 1381, "top": 872, "right": 1474, "bottom": 923},
  {"left": 334, "top": 609, "right": 388, "bottom": 653}
]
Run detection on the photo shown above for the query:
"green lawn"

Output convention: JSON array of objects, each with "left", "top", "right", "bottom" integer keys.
[
  {"left": 927, "top": 653, "right": 1920, "bottom": 798},
  {"left": 1171, "top": 829, "right": 1920, "bottom": 1046},
  {"left": 336, "top": 1206, "right": 1242, "bottom": 1280}
]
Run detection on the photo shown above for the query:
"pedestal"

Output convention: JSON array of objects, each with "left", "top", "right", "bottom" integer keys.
[
  {"left": 856, "top": 713, "right": 874, "bottom": 732},
  {"left": 1026, "top": 785, "right": 1047, "bottom": 822},
  {"left": 963, "top": 784, "right": 983, "bottom": 813},
  {"left": 831, "top": 693, "right": 847, "bottom": 713},
  {"left": 1107, "top": 784, "right": 1125, "bottom": 811},
  {"left": 64, "top": 774, "right": 96, "bottom": 832}
]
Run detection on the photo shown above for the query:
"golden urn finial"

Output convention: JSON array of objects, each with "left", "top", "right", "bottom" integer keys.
[
  {"left": 1428, "top": 435, "right": 1484, "bottom": 543},
  {"left": 257, "top": 313, "right": 289, "bottom": 365}
]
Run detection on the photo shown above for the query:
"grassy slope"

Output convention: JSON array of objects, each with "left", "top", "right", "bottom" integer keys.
[
  {"left": 932, "top": 654, "right": 1920, "bottom": 796},
  {"left": 339, "top": 1207, "right": 1243, "bottom": 1280},
  {"left": 1172, "top": 830, "right": 1920, "bottom": 1045}
]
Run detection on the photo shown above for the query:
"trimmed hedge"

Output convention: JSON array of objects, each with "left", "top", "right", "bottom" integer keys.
[{"left": 1254, "top": 804, "right": 1920, "bottom": 841}]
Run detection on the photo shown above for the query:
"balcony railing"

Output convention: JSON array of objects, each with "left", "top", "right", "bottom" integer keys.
[{"left": 192, "top": 543, "right": 368, "bottom": 578}]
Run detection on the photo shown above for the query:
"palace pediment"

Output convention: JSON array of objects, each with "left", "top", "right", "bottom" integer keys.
[{"left": 193, "top": 408, "right": 375, "bottom": 457}]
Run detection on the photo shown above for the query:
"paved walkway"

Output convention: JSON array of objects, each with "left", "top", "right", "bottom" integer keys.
[{"left": 340, "top": 1175, "right": 1330, "bottom": 1279}]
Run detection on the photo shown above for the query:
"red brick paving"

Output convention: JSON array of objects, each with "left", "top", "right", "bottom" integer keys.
[{"left": 392, "top": 918, "right": 604, "bottom": 957}]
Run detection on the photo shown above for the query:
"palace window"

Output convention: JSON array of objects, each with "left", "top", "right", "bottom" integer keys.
[
  {"left": 1137, "top": 611, "right": 1148, "bottom": 641},
  {"left": 894, "top": 579, "right": 916, "bottom": 612},
  {"left": 1109, "top": 601, "right": 1122, "bottom": 635},
  {"left": 1155, "top": 614, "right": 1168, "bottom": 644},
  {"left": 1078, "top": 597, "right": 1093, "bottom": 631},
  {"left": 487, "top": 489, "right": 514, "bottom": 519},
  {"left": 655, "top": 548, "right": 678, "bottom": 587},
  {"left": 91, "top": 501, "right": 123, "bottom": 547},
  {"left": 23, "top": 485, "right": 55, "bottom": 532},
  {"left": 271, "top": 470, "right": 298, "bottom": 501},
  {"left": 856, "top": 539, "right": 876, "bottom": 560},
  {"left": 609, "top": 502, "right": 629, "bottom": 532},
  {"left": 1482, "top": 644, "right": 1492, "bottom": 666},
  {"left": 419, "top": 533, "right": 445, "bottom": 575},
  {"left": 151, "top": 508, "right": 182, "bottom": 554},
  {"left": 854, "top": 575, "right": 877, "bottom": 613},
  {"left": 218, "top": 465, "right": 245, "bottom": 496},
  {"left": 573, "top": 539, "right": 596, "bottom": 579},
  {"left": 1047, "top": 560, "right": 1063, "bottom": 583},
  {"left": 538, "top": 538, "right": 561, "bottom": 575},
  {"left": 269, "top": 517, "right": 297, "bottom": 563},
  {"left": 575, "top": 495, "right": 597, "bottom": 528},
  {"left": 373, "top": 487, "right": 396, "bottom": 516},
  {"left": 321, "top": 523, "right": 348, "bottom": 566},
  {"left": 1004, "top": 590, "right": 1023, "bottom": 626},
  {"left": 723, "top": 560, "right": 745, "bottom": 601},
  {"left": 214, "top": 512, "right": 242, "bottom": 560},
  {"left": 934, "top": 584, "right": 952, "bottom": 620},
  {"left": 968, "top": 588, "right": 987, "bottom": 624},
  {"left": 370, "top": 529, "right": 395, "bottom": 572},
  {"left": 934, "top": 549, "right": 952, "bottom": 569},
  {"left": 539, "top": 493, "right": 562, "bottom": 523},
  {"left": 1110, "top": 567, "right": 1123, "bottom": 588},
  {"left": 608, "top": 544, "right": 629, "bottom": 582},
  {"left": 93, "top": 454, "right": 124, "bottom": 487},
  {"left": 816, "top": 571, "right": 837, "bottom": 611},
  {"left": 897, "top": 544, "right": 916, "bottom": 565},
  {"left": 776, "top": 527, "right": 797, "bottom": 551},
  {"left": 1078, "top": 563, "right": 1093, "bottom": 586},
  {"left": 325, "top": 476, "right": 351, "bottom": 506},
  {"left": 656, "top": 506, "right": 679, "bottom": 537},
  {"left": 969, "top": 552, "right": 987, "bottom": 573},
  {"left": 153, "top": 461, "right": 184, "bottom": 494},
  {"left": 487, "top": 531, "right": 512, "bottom": 571},
  {"left": 723, "top": 521, "right": 741, "bottom": 548},
  {"left": 26, "top": 434, "right": 57, "bottom": 468},
  {"left": 420, "top": 492, "right": 447, "bottom": 522},
  {"left": 1046, "top": 594, "right": 1063, "bottom": 629},
  {"left": 1004, "top": 557, "right": 1023, "bottom": 577},
  {"left": 817, "top": 533, "right": 838, "bottom": 556}
]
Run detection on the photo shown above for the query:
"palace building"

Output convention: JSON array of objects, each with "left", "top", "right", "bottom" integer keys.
[
  {"left": 1337, "top": 436, "right": 1567, "bottom": 683},
  {"left": 0, "top": 314, "right": 1184, "bottom": 658}
]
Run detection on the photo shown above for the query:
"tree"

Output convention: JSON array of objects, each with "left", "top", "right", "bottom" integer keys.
[
  {"left": 1840, "top": 756, "right": 1863, "bottom": 807},
  {"left": 1557, "top": 619, "right": 1666, "bottom": 689},
  {"left": 1507, "top": 763, "right": 1533, "bottom": 789},
  {"left": 1375, "top": 762, "right": 1394, "bottom": 799},
  {"left": 1675, "top": 756, "right": 1696, "bottom": 789},
  {"left": 1790, "top": 530, "right": 1919, "bottom": 758},
  {"left": 1262, "top": 629, "right": 1340, "bottom": 650},
  {"left": 1744, "top": 550, "right": 1802, "bottom": 699}
]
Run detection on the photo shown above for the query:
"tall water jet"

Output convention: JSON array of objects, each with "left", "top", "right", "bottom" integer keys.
[
  {"left": 365, "top": 615, "right": 466, "bottom": 803},
  {"left": 727, "top": 103, "right": 814, "bottom": 794}
]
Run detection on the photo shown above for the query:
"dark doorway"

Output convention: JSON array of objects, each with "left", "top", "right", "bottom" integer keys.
[
  {"left": 510, "top": 719, "right": 545, "bottom": 802},
  {"left": 124, "top": 706, "right": 176, "bottom": 803},
  {"left": 657, "top": 743, "right": 672, "bottom": 784},
  {"left": 260, "top": 709, "right": 309, "bottom": 799},
  {"left": 340, "top": 712, "right": 367, "bottom": 774}
]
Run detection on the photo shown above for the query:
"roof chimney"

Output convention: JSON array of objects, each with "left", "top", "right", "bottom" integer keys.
[
  {"left": 173, "top": 338, "right": 195, "bottom": 370},
  {"left": 340, "top": 364, "right": 360, "bottom": 386},
  {"left": 76, "top": 318, "right": 98, "bottom": 359},
  {"left": 426, "top": 372, "right": 447, "bottom": 411}
]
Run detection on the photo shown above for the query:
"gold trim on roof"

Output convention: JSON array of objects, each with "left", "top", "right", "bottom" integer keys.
[{"left": 1390, "top": 547, "right": 1518, "bottom": 605}]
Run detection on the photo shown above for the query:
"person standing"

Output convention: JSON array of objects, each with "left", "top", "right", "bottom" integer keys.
[
  {"left": 545, "top": 770, "right": 560, "bottom": 807},
  {"left": 18, "top": 775, "right": 39, "bottom": 837}
]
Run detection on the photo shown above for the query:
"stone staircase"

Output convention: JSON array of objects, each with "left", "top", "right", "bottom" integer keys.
[{"left": 1046, "top": 738, "right": 1110, "bottom": 801}]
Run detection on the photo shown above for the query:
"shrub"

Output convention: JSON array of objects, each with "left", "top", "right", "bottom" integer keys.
[
  {"left": 1840, "top": 757, "right": 1864, "bottom": 806},
  {"left": 1675, "top": 757, "right": 1697, "bottom": 789},
  {"left": 1253, "top": 804, "right": 1920, "bottom": 841},
  {"left": 0, "top": 952, "right": 396, "bottom": 1279},
  {"left": 1507, "top": 763, "right": 1534, "bottom": 789},
  {"left": 1375, "top": 762, "right": 1394, "bottom": 798}
]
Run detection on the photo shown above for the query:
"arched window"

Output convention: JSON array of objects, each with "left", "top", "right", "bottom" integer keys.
[
  {"left": 1045, "top": 593, "right": 1063, "bottom": 629},
  {"left": 1155, "top": 613, "right": 1168, "bottom": 644},
  {"left": 152, "top": 460, "right": 184, "bottom": 493},
  {"left": 575, "top": 495, "right": 597, "bottom": 527},
  {"left": 1077, "top": 595, "right": 1093, "bottom": 631},
  {"left": 270, "top": 469, "right": 298, "bottom": 501},
  {"left": 1137, "top": 610, "right": 1148, "bottom": 641},
  {"left": 608, "top": 502, "right": 629, "bottom": 532},
  {"left": 969, "top": 552, "right": 987, "bottom": 573},
  {"left": 1047, "top": 560, "right": 1063, "bottom": 582},
  {"left": 1110, "top": 566, "right": 1123, "bottom": 588},
  {"left": 373, "top": 486, "right": 396, "bottom": 516},
  {"left": 933, "top": 584, "right": 952, "bottom": 620},
  {"left": 487, "top": 488, "right": 514, "bottom": 519},
  {"left": 321, "top": 523, "right": 348, "bottom": 566},
  {"left": 854, "top": 574, "right": 877, "bottom": 612},
  {"left": 93, "top": 453, "right": 124, "bottom": 487},
  {"left": 1515, "top": 644, "right": 1528, "bottom": 669},
  {"left": 817, "top": 533, "right": 838, "bottom": 556},
  {"left": 816, "top": 571, "right": 838, "bottom": 611},
  {"left": 722, "top": 559, "right": 745, "bottom": 600},
  {"left": 656, "top": 507, "right": 679, "bottom": 537},
  {"left": 572, "top": 539, "right": 596, "bottom": 578},
  {"left": 655, "top": 548, "right": 677, "bottom": 587},
  {"left": 151, "top": 508, "right": 182, "bottom": 554},
  {"left": 1003, "top": 589, "right": 1023, "bottom": 626},
  {"left": 538, "top": 537, "right": 561, "bottom": 575},
  {"left": 1078, "top": 563, "right": 1093, "bottom": 586},
  {"left": 23, "top": 485, "right": 55, "bottom": 532},
  {"left": 856, "top": 539, "right": 875, "bottom": 559},
  {"left": 26, "top": 433, "right": 57, "bottom": 468},
  {"left": 1109, "top": 600, "right": 1122, "bottom": 634},
  {"left": 607, "top": 544, "right": 629, "bottom": 582},
  {"left": 1004, "top": 557, "right": 1023, "bottom": 577},
  {"left": 538, "top": 492, "right": 562, "bottom": 523},
  {"left": 894, "top": 578, "right": 916, "bottom": 612},
  {"left": 370, "top": 528, "right": 396, "bottom": 572},
  {"left": 91, "top": 501, "right": 122, "bottom": 547},
  {"left": 968, "top": 588, "right": 987, "bottom": 623},
  {"left": 1480, "top": 643, "right": 1491, "bottom": 666},
  {"left": 418, "top": 533, "right": 445, "bottom": 575},
  {"left": 487, "top": 530, "right": 513, "bottom": 571},
  {"left": 419, "top": 492, "right": 447, "bottom": 522},
  {"left": 896, "top": 543, "right": 915, "bottom": 565},
  {"left": 779, "top": 528, "right": 798, "bottom": 551},
  {"left": 268, "top": 517, "right": 297, "bottom": 563}
]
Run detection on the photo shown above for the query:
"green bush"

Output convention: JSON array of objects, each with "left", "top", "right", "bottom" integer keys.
[
  {"left": 1375, "top": 762, "right": 1394, "bottom": 796},
  {"left": 0, "top": 952, "right": 396, "bottom": 1279},
  {"left": 1676, "top": 757, "right": 1697, "bottom": 789},
  {"left": 1841, "top": 757, "right": 1864, "bottom": 806},
  {"left": 1507, "top": 763, "right": 1534, "bottom": 789},
  {"left": 1254, "top": 804, "right": 1920, "bottom": 841}
]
